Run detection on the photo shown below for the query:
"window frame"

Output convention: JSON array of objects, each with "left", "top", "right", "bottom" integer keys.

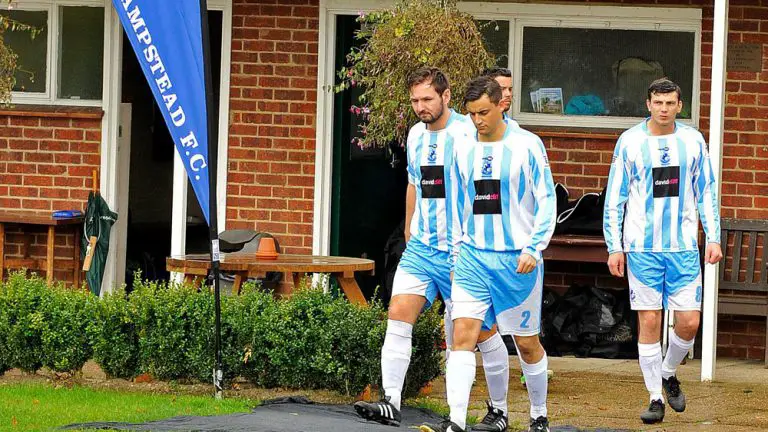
[
  {"left": 466, "top": 3, "right": 703, "bottom": 129},
  {"left": 8, "top": 0, "right": 106, "bottom": 106}
]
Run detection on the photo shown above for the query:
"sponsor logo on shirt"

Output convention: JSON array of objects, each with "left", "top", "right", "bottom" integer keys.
[
  {"left": 652, "top": 166, "right": 680, "bottom": 198},
  {"left": 473, "top": 179, "right": 502, "bottom": 214},
  {"left": 420, "top": 165, "right": 446, "bottom": 199}
]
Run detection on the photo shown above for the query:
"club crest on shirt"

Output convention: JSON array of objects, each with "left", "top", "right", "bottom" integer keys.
[
  {"left": 427, "top": 143, "right": 438, "bottom": 163},
  {"left": 659, "top": 146, "right": 670, "bottom": 166},
  {"left": 482, "top": 155, "right": 493, "bottom": 176}
]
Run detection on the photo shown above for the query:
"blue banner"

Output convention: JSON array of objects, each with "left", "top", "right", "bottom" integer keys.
[{"left": 113, "top": 0, "right": 212, "bottom": 224}]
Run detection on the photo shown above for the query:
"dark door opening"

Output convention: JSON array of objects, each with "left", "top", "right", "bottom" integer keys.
[
  {"left": 122, "top": 11, "right": 223, "bottom": 287},
  {"left": 331, "top": 15, "right": 408, "bottom": 303}
]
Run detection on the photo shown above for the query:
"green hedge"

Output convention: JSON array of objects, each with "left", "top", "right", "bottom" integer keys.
[{"left": 0, "top": 272, "right": 442, "bottom": 397}]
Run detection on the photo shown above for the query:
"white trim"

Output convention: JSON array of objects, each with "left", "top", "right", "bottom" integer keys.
[
  {"left": 9, "top": 0, "right": 106, "bottom": 105},
  {"left": 701, "top": 0, "right": 728, "bottom": 383},
  {"left": 312, "top": 0, "right": 335, "bottom": 256},
  {"left": 215, "top": 2, "right": 232, "bottom": 234},
  {"left": 100, "top": 4, "right": 123, "bottom": 294}
]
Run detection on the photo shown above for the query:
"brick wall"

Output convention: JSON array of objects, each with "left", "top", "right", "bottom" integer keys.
[
  {"left": 226, "top": 0, "right": 319, "bottom": 254},
  {"left": 0, "top": 109, "right": 101, "bottom": 285}
]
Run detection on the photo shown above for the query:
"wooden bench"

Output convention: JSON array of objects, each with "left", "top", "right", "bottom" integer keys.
[{"left": 718, "top": 218, "right": 768, "bottom": 366}]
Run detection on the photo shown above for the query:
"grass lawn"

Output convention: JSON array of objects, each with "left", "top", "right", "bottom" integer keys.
[{"left": 0, "top": 382, "right": 255, "bottom": 431}]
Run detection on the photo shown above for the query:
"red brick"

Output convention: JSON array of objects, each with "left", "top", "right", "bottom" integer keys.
[
  {"left": 275, "top": 42, "right": 307, "bottom": 53},
  {"left": 9, "top": 186, "right": 38, "bottom": 197},
  {"left": 256, "top": 150, "right": 287, "bottom": 161},
  {"left": 38, "top": 164, "right": 67, "bottom": 176},
  {"left": 0, "top": 197, "right": 20, "bottom": 208},
  {"left": 22, "top": 199, "right": 51, "bottom": 210},
  {"left": 53, "top": 152, "right": 82, "bottom": 165},
  {"left": 272, "top": 187, "right": 302, "bottom": 199},
  {"left": 10, "top": 117, "right": 40, "bottom": 127},
  {"left": 255, "top": 174, "right": 287, "bottom": 186},
  {"left": 257, "top": 198, "right": 287, "bottom": 210},
  {"left": 40, "top": 188, "right": 69, "bottom": 199},
  {"left": 270, "top": 162, "right": 302, "bottom": 175},
  {"left": 39, "top": 140, "right": 69, "bottom": 152},
  {"left": 24, "top": 152, "right": 54, "bottom": 163},
  {"left": 7, "top": 163, "right": 36, "bottom": 174}
]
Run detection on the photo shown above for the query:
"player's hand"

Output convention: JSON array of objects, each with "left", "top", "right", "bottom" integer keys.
[
  {"left": 705, "top": 242, "right": 723, "bottom": 264},
  {"left": 516, "top": 253, "right": 537, "bottom": 274},
  {"left": 607, "top": 252, "right": 625, "bottom": 278}
]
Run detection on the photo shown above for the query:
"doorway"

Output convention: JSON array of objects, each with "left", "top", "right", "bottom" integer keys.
[
  {"left": 330, "top": 15, "right": 408, "bottom": 302},
  {"left": 120, "top": 11, "right": 224, "bottom": 287}
]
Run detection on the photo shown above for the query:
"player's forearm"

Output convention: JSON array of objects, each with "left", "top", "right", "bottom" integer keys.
[{"left": 404, "top": 183, "right": 416, "bottom": 242}]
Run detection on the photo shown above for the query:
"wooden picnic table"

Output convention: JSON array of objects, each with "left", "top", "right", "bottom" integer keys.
[
  {"left": 543, "top": 234, "right": 608, "bottom": 263},
  {"left": 166, "top": 253, "right": 375, "bottom": 306},
  {"left": 0, "top": 209, "right": 83, "bottom": 286}
]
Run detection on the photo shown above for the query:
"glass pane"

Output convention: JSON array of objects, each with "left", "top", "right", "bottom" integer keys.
[
  {"left": 0, "top": 10, "right": 48, "bottom": 93},
  {"left": 58, "top": 6, "right": 104, "bottom": 100},
  {"left": 521, "top": 27, "right": 695, "bottom": 118},
  {"left": 477, "top": 20, "right": 510, "bottom": 68}
]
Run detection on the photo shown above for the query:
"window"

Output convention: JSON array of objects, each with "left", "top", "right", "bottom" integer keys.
[
  {"left": 457, "top": 2, "right": 702, "bottom": 128},
  {"left": 520, "top": 27, "right": 695, "bottom": 120},
  {"left": 0, "top": 1, "right": 105, "bottom": 105}
]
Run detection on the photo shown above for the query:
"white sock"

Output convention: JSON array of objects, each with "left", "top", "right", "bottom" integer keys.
[
  {"left": 444, "top": 307, "right": 454, "bottom": 363},
  {"left": 478, "top": 333, "right": 509, "bottom": 415},
  {"left": 520, "top": 353, "right": 548, "bottom": 419},
  {"left": 662, "top": 331, "right": 694, "bottom": 379},
  {"left": 638, "top": 342, "right": 664, "bottom": 403},
  {"left": 381, "top": 319, "right": 413, "bottom": 411},
  {"left": 446, "top": 350, "right": 475, "bottom": 430}
]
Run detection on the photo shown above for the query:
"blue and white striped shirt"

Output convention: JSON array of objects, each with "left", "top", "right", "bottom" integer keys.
[
  {"left": 603, "top": 120, "right": 721, "bottom": 254},
  {"left": 406, "top": 110, "right": 474, "bottom": 254},
  {"left": 454, "top": 124, "right": 557, "bottom": 261}
]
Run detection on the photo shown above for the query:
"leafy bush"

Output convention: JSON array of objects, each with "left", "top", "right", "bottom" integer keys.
[
  {"left": 88, "top": 287, "right": 139, "bottom": 379},
  {"left": 0, "top": 274, "right": 442, "bottom": 397},
  {"left": 335, "top": 0, "right": 495, "bottom": 148},
  {"left": 0, "top": 280, "right": 11, "bottom": 375},
  {"left": 3, "top": 272, "right": 47, "bottom": 373},
  {"left": 36, "top": 285, "right": 95, "bottom": 373}
]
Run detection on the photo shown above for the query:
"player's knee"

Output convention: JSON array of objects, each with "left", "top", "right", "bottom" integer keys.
[
  {"left": 453, "top": 320, "right": 480, "bottom": 350},
  {"left": 388, "top": 296, "right": 421, "bottom": 324},
  {"left": 638, "top": 311, "right": 662, "bottom": 332},
  {"left": 675, "top": 315, "right": 700, "bottom": 339},
  {"left": 513, "top": 335, "right": 544, "bottom": 363}
]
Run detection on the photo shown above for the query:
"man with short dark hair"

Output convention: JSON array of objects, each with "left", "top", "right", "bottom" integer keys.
[
  {"left": 420, "top": 76, "right": 556, "bottom": 432},
  {"left": 354, "top": 68, "right": 511, "bottom": 431},
  {"left": 604, "top": 77, "right": 722, "bottom": 425},
  {"left": 481, "top": 68, "right": 513, "bottom": 115}
]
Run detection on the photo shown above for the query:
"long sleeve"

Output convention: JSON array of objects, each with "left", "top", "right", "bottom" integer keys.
[
  {"left": 603, "top": 138, "right": 630, "bottom": 253},
  {"left": 522, "top": 140, "right": 557, "bottom": 261},
  {"left": 692, "top": 139, "right": 721, "bottom": 244},
  {"left": 449, "top": 145, "right": 472, "bottom": 269}
]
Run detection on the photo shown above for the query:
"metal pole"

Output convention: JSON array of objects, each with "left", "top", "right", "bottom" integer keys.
[{"left": 199, "top": 0, "right": 223, "bottom": 398}]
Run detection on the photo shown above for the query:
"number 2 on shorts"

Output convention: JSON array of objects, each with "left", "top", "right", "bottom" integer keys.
[{"left": 521, "top": 310, "right": 531, "bottom": 329}]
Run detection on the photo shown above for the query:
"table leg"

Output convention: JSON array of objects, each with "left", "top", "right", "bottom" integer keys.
[
  {"left": 233, "top": 272, "right": 244, "bottom": 295},
  {"left": 73, "top": 225, "right": 81, "bottom": 290},
  {"left": 335, "top": 273, "right": 368, "bottom": 306},
  {"left": 0, "top": 223, "right": 5, "bottom": 281},
  {"left": 293, "top": 272, "right": 306, "bottom": 290},
  {"left": 47, "top": 226, "right": 55, "bottom": 286},
  {"left": 184, "top": 274, "right": 195, "bottom": 287}
]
